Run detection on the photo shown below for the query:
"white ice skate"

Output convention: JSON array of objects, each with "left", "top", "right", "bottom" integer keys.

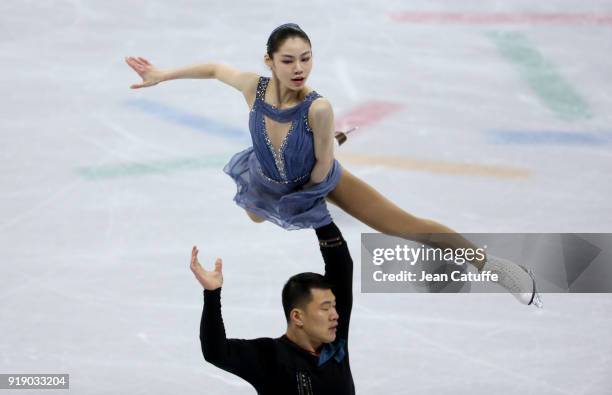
[{"left": 483, "top": 255, "right": 543, "bottom": 308}]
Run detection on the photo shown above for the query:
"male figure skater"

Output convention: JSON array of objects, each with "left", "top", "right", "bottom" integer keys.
[{"left": 190, "top": 222, "right": 355, "bottom": 394}]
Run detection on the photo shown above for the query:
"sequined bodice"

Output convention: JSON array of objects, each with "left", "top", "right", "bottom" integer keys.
[{"left": 249, "top": 76, "right": 322, "bottom": 184}]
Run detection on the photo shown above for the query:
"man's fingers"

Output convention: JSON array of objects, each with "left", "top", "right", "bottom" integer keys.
[
  {"left": 190, "top": 246, "right": 203, "bottom": 272},
  {"left": 214, "top": 258, "right": 223, "bottom": 273}
]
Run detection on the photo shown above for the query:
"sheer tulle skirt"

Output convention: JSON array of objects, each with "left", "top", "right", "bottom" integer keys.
[{"left": 223, "top": 147, "right": 342, "bottom": 230}]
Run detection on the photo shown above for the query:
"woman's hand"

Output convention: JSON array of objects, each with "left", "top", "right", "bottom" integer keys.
[
  {"left": 125, "top": 56, "right": 165, "bottom": 89},
  {"left": 190, "top": 246, "right": 223, "bottom": 291}
]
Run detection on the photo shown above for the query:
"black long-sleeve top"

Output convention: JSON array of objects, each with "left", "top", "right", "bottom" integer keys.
[{"left": 200, "top": 222, "right": 355, "bottom": 394}]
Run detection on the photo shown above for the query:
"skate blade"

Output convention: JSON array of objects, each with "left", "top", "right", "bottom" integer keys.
[{"left": 521, "top": 265, "right": 543, "bottom": 309}]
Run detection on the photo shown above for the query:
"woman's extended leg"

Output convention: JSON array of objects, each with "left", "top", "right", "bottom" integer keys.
[
  {"left": 327, "top": 167, "right": 542, "bottom": 307},
  {"left": 327, "top": 167, "right": 486, "bottom": 270}
]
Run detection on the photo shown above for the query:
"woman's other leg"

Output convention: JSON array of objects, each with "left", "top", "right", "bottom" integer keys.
[{"left": 245, "top": 210, "right": 265, "bottom": 223}]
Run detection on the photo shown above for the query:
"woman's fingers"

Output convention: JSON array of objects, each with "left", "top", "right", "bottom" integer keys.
[
  {"left": 126, "top": 57, "right": 159, "bottom": 90},
  {"left": 126, "top": 56, "right": 139, "bottom": 67},
  {"left": 126, "top": 56, "right": 143, "bottom": 65},
  {"left": 131, "top": 78, "right": 159, "bottom": 89},
  {"left": 130, "top": 82, "right": 151, "bottom": 89},
  {"left": 126, "top": 61, "right": 144, "bottom": 75},
  {"left": 125, "top": 58, "right": 137, "bottom": 70},
  {"left": 126, "top": 57, "right": 148, "bottom": 73}
]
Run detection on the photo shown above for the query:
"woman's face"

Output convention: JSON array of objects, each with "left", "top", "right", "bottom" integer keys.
[{"left": 266, "top": 37, "right": 313, "bottom": 92}]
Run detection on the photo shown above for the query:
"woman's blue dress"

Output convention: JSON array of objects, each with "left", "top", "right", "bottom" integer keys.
[{"left": 223, "top": 76, "right": 342, "bottom": 230}]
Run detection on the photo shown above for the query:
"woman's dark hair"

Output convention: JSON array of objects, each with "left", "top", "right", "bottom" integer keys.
[
  {"left": 282, "top": 272, "right": 331, "bottom": 322},
  {"left": 266, "top": 23, "right": 311, "bottom": 59}
]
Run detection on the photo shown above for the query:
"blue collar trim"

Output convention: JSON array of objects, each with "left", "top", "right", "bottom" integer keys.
[{"left": 317, "top": 338, "right": 346, "bottom": 366}]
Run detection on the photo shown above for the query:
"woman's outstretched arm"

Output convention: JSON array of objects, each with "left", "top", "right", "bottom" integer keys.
[{"left": 125, "top": 57, "right": 259, "bottom": 106}]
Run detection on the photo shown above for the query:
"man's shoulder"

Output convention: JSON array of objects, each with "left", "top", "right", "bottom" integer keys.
[
  {"left": 234, "top": 336, "right": 276, "bottom": 346},
  {"left": 226, "top": 336, "right": 279, "bottom": 363}
]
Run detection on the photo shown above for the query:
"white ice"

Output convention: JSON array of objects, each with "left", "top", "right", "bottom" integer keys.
[{"left": 1, "top": 1, "right": 611, "bottom": 394}]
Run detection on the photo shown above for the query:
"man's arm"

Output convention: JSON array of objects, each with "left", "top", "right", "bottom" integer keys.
[
  {"left": 190, "top": 247, "right": 268, "bottom": 387},
  {"left": 201, "top": 288, "right": 270, "bottom": 386},
  {"left": 315, "top": 222, "right": 353, "bottom": 342}
]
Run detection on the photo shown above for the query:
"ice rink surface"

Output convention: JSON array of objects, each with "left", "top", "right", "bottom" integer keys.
[{"left": 1, "top": 0, "right": 612, "bottom": 394}]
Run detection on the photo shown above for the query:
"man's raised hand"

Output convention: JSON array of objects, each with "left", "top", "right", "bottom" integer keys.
[
  {"left": 125, "top": 56, "right": 165, "bottom": 89},
  {"left": 190, "top": 246, "right": 223, "bottom": 291}
]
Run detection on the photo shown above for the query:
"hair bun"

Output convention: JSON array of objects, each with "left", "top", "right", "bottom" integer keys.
[
  {"left": 266, "top": 23, "right": 302, "bottom": 50},
  {"left": 266, "top": 23, "right": 311, "bottom": 57}
]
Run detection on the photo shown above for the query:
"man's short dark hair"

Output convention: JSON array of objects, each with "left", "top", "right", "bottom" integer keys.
[{"left": 282, "top": 272, "right": 332, "bottom": 322}]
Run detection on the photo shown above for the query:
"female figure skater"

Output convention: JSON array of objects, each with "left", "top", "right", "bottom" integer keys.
[{"left": 126, "top": 23, "right": 541, "bottom": 307}]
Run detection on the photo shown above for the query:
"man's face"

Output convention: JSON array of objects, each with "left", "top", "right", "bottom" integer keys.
[{"left": 301, "top": 288, "right": 339, "bottom": 344}]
